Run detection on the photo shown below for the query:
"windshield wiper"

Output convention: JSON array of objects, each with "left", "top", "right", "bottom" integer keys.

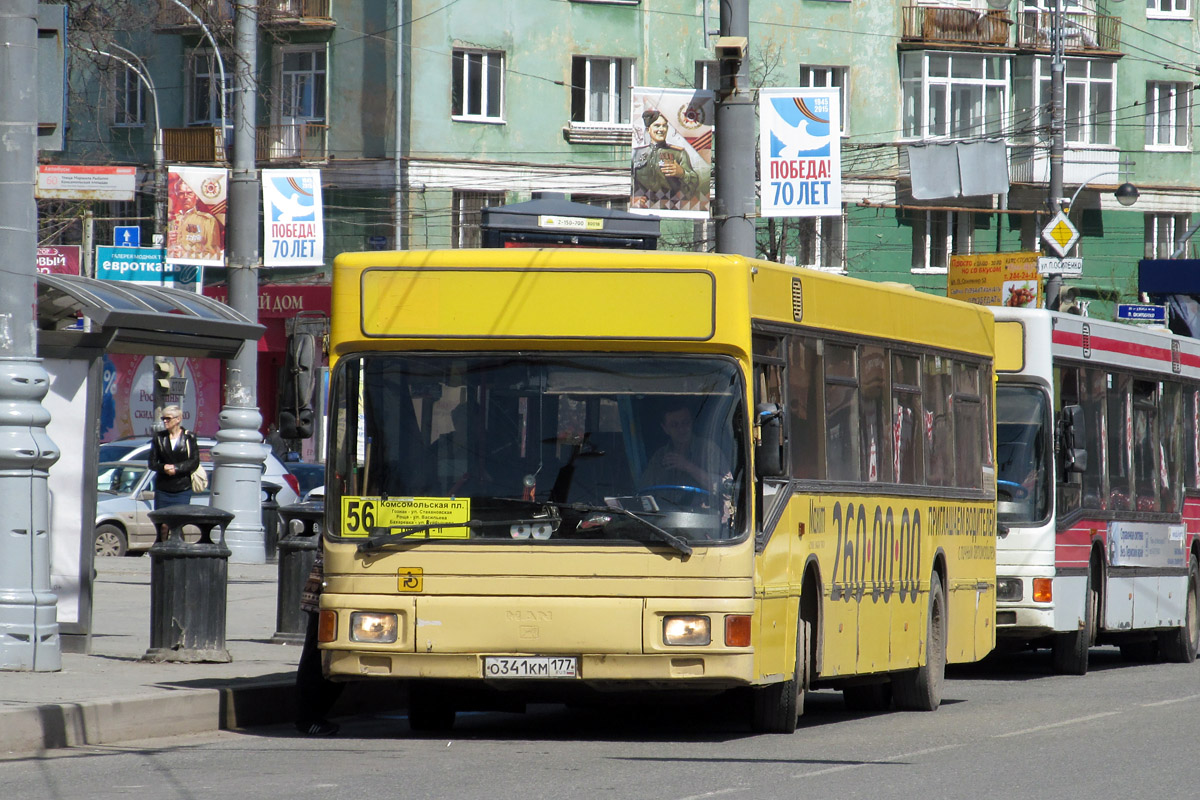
[
  {"left": 356, "top": 517, "right": 554, "bottom": 553},
  {"left": 550, "top": 501, "right": 692, "bottom": 557}
]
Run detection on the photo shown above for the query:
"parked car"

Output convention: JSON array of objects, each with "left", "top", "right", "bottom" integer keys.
[
  {"left": 94, "top": 461, "right": 209, "bottom": 557},
  {"left": 284, "top": 461, "right": 325, "bottom": 501},
  {"left": 97, "top": 436, "right": 301, "bottom": 507}
]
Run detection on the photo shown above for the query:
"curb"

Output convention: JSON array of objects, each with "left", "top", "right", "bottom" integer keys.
[{"left": 1, "top": 677, "right": 408, "bottom": 756}]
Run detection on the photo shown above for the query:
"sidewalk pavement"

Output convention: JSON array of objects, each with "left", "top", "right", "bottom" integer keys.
[{"left": 0, "top": 555, "right": 401, "bottom": 757}]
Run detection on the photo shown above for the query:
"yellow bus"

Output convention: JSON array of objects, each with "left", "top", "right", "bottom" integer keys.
[{"left": 317, "top": 249, "right": 997, "bottom": 732}]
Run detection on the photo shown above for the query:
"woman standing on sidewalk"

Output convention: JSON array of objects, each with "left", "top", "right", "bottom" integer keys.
[{"left": 148, "top": 405, "right": 200, "bottom": 509}]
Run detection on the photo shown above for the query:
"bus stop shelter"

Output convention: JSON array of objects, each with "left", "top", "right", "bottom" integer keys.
[
  {"left": 36, "top": 274, "right": 263, "bottom": 653},
  {"left": 481, "top": 192, "right": 661, "bottom": 249}
]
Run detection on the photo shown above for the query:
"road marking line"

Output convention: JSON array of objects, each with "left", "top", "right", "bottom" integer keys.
[
  {"left": 993, "top": 711, "right": 1119, "bottom": 738},
  {"left": 672, "top": 789, "right": 748, "bottom": 800},
  {"left": 791, "top": 742, "right": 964, "bottom": 778},
  {"left": 1140, "top": 693, "right": 1200, "bottom": 708}
]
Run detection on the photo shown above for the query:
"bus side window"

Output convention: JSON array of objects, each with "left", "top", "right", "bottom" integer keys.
[
  {"left": 1056, "top": 366, "right": 1082, "bottom": 514},
  {"left": 1079, "top": 368, "right": 1108, "bottom": 511},
  {"left": 788, "top": 336, "right": 825, "bottom": 480},
  {"left": 1160, "top": 382, "right": 1183, "bottom": 514},
  {"left": 952, "top": 361, "right": 983, "bottom": 491},
  {"left": 1186, "top": 388, "right": 1200, "bottom": 492},
  {"left": 924, "top": 355, "right": 954, "bottom": 487},
  {"left": 1132, "top": 379, "right": 1160, "bottom": 513},
  {"left": 825, "top": 344, "right": 860, "bottom": 482},
  {"left": 1107, "top": 373, "right": 1132, "bottom": 511},
  {"left": 892, "top": 353, "right": 923, "bottom": 485},
  {"left": 860, "top": 345, "right": 890, "bottom": 483}
]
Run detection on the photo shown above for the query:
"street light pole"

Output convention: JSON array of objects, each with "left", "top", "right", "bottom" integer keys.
[
  {"left": 211, "top": 0, "right": 266, "bottom": 564},
  {"left": 0, "top": 0, "right": 61, "bottom": 672},
  {"left": 1045, "top": 0, "right": 1067, "bottom": 309}
]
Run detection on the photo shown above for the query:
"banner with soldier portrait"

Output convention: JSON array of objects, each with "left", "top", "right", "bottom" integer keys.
[
  {"left": 166, "top": 166, "right": 227, "bottom": 267},
  {"left": 629, "top": 87, "right": 714, "bottom": 219}
]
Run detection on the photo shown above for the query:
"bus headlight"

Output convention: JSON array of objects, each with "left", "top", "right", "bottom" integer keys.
[
  {"left": 350, "top": 611, "right": 398, "bottom": 643},
  {"left": 663, "top": 615, "right": 711, "bottom": 646}
]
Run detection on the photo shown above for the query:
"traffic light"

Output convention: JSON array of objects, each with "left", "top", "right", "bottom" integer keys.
[{"left": 154, "top": 358, "right": 176, "bottom": 391}]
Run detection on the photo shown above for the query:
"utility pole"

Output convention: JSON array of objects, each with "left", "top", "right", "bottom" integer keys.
[
  {"left": 714, "top": 0, "right": 756, "bottom": 258},
  {"left": 212, "top": 1, "right": 266, "bottom": 564},
  {"left": 1045, "top": 0, "right": 1067, "bottom": 310},
  {"left": 0, "top": 0, "right": 61, "bottom": 671}
]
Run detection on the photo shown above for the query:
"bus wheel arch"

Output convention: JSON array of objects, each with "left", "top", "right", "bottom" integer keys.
[
  {"left": 892, "top": 567, "right": 946, "bottom": 711},
  {"left": 1160, "top": 551, "right": 1199, "bottom": 663},
  {"left": 801, "top": 559, "right": 821, "bottom": 681},
  {"left": 1051, "top": 545, "right": 1102, "bottom": 675}
]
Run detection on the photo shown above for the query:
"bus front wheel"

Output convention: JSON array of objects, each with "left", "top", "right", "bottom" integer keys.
[
  {"left": 750, "top": 617, "right": 809, "bottom": 733},
  {"left": 1051, "top": 568, "right": 1096, "bottom": 675},
  {"left": 893, "top": 571, "right": 945, "bottom": 712},
  {"left": 1160, "top": 554, "right": 1199, "bottom": 664}
]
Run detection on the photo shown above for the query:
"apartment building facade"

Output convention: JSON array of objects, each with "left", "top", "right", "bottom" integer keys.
[{"left": 44, "top": 0, "right": 1200, "bottom": 309}]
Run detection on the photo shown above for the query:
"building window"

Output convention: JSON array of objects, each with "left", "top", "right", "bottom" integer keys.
[
  {"left": 1145, "top": 82, "right": 1191, "bottom": 149},
  {"left": 799, "top": 65, "right": 849, "bottom": 135},
  {"left": 188, "top": 50, "right": 232, "bottom": 140},
  {"left": 114, "top": 65, "right": 145, "bottom": 127},
  {"left": 798, "top": 213, "right": 846, "bottom": 271},
  {"left": 570, "top": 194, "right": 629, "bottom": 212},
  {"left": 452, "top": 49, "right": 504, "bottom": 122},
  {"left": 570, "top": 56, "right": 634, "bottom": 125},
  {"left": 1147, "top": 0, "right": 1190, "bottom": 19},
  {"left": 911, "top": 210, "right": 974, "bottom": 272},
  {"left": 901, "top": 52, "right": 1008, "bottom": 140},
  {"left": 1014, "top": 56, "right": 1116, "bottom": 146},
  {"left": 279, "top": 47, "right": 327, "bottom": 123},
  {"left": 452, "top": 190, "right": 505, "bottom": 248},
  {"left": 1146, "top": 213, "right": 1194, "bottom": 259}
]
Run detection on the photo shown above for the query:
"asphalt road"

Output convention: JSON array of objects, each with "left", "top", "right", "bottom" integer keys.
[{"left": 4, "top": 646, "right": 1198, "bottom": 800}]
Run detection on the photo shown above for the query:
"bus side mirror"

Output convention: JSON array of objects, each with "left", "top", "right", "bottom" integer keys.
[
  {"left": 1060, "top": 404, "right": 1088, "bottom": 474},
  {"left": 755, "top": 403, "right": 785, "bottom": 478}
]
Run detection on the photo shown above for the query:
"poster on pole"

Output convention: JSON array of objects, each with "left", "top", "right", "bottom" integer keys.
[
  {"left": 629, "top": 87, "right": 714, "bottom": 219},
  {"left": 758, "top": 88, "right": 841, "bottom": 218},
  {"left": 262, "top": 169, "right": 324, "bottom": 267},
  {"left": 166, "top": 166, "right": 227, "bottom": 267}
]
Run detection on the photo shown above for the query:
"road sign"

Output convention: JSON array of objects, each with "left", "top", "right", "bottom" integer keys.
[
  {"left": 114, "top": 226, "right": 140, "bottom": 247},
  {"left": 1037, "top": 256, "right": 1083, "bottom": 276},
  {"left": 1117, "top": 304, "right": 1167, "bottom": 323},
  {"left": 1041, "top": 211, "right": 1080, "bottom": 257}
]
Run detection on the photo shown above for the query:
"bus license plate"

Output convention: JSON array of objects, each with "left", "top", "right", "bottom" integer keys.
[{"left": 483, "top": 656, "right": 578, "bottom": 679}]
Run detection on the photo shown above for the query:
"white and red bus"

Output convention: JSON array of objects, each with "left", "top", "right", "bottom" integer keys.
[{"left": 991, "top": 308, "right": 1199, "bottom": 673}]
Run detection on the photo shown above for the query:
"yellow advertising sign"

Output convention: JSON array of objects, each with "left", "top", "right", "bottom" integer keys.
[
  {"left": 339, "top": 496, "right": 472, "bottom": 539},
  {"left": 948, "top": 251, "right": 1042, "bottom": 308}
]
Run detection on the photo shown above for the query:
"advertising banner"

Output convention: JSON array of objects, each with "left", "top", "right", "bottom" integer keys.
[
  {"left": 630, "top": 87, "right": 714, "bottom": 219},
  {"left": 36, "top": 165, "right": 136, "bottom": 201},
  {"left": 96, "top": 246, "right": 202, "bottom": 291},
  {"left": 262, "top": 168, "right": 324, "bottom": 266},
  {"left": 166, "top": 166, "right": 227, "bottom": 267},
  {"left": 36, "top": 245, "right": 80, "bottom": 275},
  {"left": 948, "top": 251, "right": 1042, "bottom": 308},
  {"left": 759, "top": 88, "right": 841, "bottom": 218}
]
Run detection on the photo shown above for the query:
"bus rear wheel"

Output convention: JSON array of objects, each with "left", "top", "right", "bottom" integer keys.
[
  {"left": 1160, "top": 555, "right": 1199, "bottom": 664},
  {"left": 1052, "top": 568, "right": 1096, "bottom": 675},
  {"left": 893, "top": 571, "right": 945, "bottom": 712},
  {"left": 750, "top": 617, "right": 809, "bottom": 733}
]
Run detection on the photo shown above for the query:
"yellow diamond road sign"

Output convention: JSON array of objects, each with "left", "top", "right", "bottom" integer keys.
[{"left": 1042, "top": 211, "right": 1080, "bottom": 257}]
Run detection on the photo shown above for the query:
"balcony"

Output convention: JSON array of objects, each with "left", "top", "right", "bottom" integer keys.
[
  {"left": 163, "top": 127, "right": 226, "bottom": 163},
  {"left": 157, "top": 0, "right": 334, "bottom": 30},
  {"left": 902, "top": 6, "right": 1012, "bottom": 47},
  {"left": 163, "top": 123, "right": 327, "bottom": 164},
  {"left": 256, "top": 123, "right": 328, "bottom": 163},
  {"left": 1016, "top": 9, "right": 1121, "bottom": 53},
  {"left": 156, "top": 0, "right": 233, "bottom": 30}
]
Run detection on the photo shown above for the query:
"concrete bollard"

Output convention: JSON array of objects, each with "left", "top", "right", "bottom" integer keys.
[
  {"left": 272, "top": 501, "right": 324, "bottom": 645},
  {"left": 143, "top": 505, "right": 235, "bottom": 663}
]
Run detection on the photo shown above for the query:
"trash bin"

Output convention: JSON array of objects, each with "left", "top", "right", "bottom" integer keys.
[
  {"left": 143, "top": 504, "right": 235, "bottom": 663},
  {"left": 262, "top": 483, "right": 283, "bottom": 562},
  {"left": 272, "top": 501, "right": 324, "bottom": 645}
]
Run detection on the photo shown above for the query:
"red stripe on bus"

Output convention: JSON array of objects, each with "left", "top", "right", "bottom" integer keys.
[{"left": 1053, "top": 330, "right": 1172, "bottom": 363}]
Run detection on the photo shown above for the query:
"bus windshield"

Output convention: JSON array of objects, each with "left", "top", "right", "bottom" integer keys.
[
  {"left": 327, "top": 353, "right": 748, "bottom": 546},
  {"left": 995, "top": 384, "right": 1050, "bottom": 525}
]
